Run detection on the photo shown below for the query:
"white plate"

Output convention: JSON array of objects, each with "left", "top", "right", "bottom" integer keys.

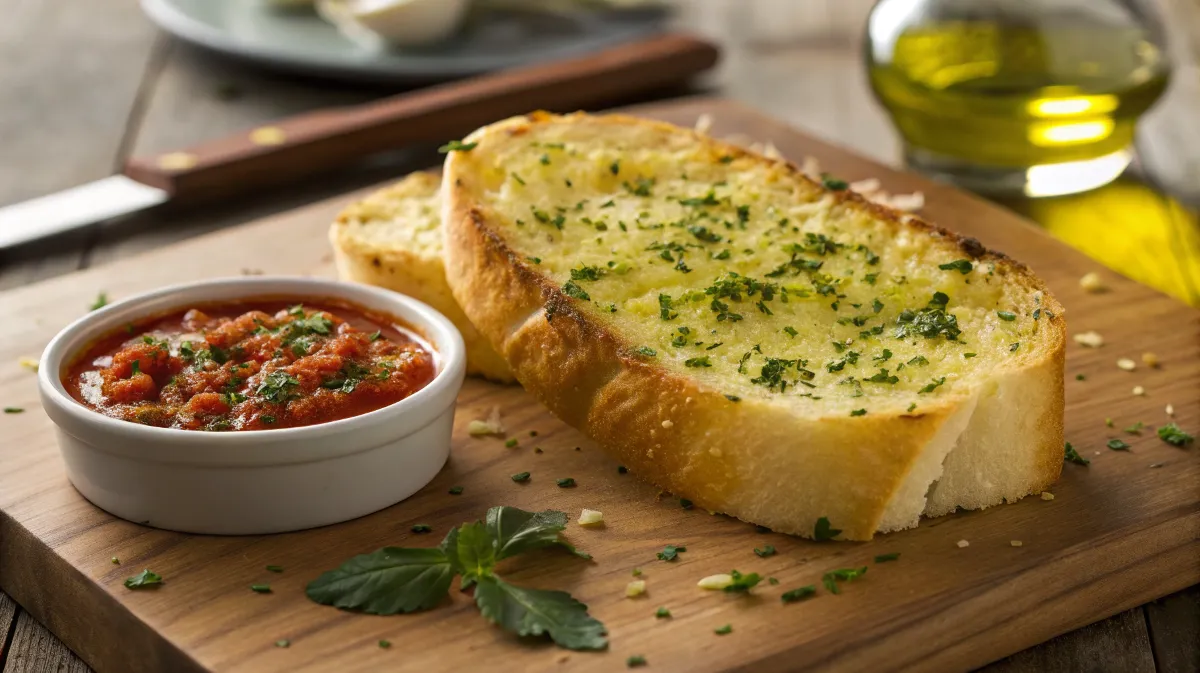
[{"left": 141, "top": 0, "right": 667, "bottom": 83}]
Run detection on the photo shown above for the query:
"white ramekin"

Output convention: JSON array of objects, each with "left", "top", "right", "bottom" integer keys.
[{"left": 37, "top": 277, "right": 466, "bottom": 535}]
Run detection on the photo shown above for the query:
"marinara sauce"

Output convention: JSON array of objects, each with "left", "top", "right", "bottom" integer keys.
[{"left": 63, "top": 299, "right": 437, "bottom": 431}]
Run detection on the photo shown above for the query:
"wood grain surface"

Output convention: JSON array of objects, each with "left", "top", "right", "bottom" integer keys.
[{"left": 0, "top": 98, "right": 1196, "bottom": 673}]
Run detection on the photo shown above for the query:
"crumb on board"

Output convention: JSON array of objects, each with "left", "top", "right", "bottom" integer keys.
[
  {"left": 1041, "top": 492, "right": 1056, "bottom": 501},
  {"left": 17, "top": 357, "right": 38, "bottom": 372},
  {"left": 1133, "top": 386, "right": 1146, "bottom": 396},
  {"left": 1117, "top": 358, "right": 1137, "bottom": 371},
  {"left": 1073, "top": 331, "right": 1104, "bottom": 348},
  {"left": 1142, "top": 352, "right": 1159, "bottom": 367},
  {"left": 467, "top": 406, "right": 504, "bottom": 436},
  {"left": 1079, "top": 272, "right": 1106, "bottom": 293},
  {"left": 1166, "top": 404, "right": 1175, "bottom": 416},
  {"left": 956, "top": 540, "right": 970, "bottom": 548},
  {"left": 626, "top": 580, "right": 647, "bottom": 598},
  {"left": 1010, "top": 540, "right": 1023, "bottom": 547},
  {"left": 578, "top": 509, "right": 604, "bottom": 526}
]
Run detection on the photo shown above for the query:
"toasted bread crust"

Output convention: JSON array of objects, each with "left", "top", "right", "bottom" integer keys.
[{"left": 442, "top": 112, "right": 1065, "bottom": 539}]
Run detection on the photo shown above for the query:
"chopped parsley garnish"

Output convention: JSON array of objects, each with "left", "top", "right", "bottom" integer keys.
[
  {"left": 437, "top": 140, "right": 477, "bottom": 153},
  {"left": 275, "top": 640, "right": 290, "bottom": 648},
  {"left": 633, "top": 346, "right": 657, "bottom": 357},
  {"left": 1064, "top": 442, "right": 1090, "bottom": 466},
  {"left": 996, "top": 310, "right": 1017, "bottom": 321},
  {"left": 505, "top": 438, "right": 519, "bottom": 448},
  {"left": 89, "top": 292, "right": 109, "bottom": 311},
  {"left": 658, "top": 294, "right": 677, "bottom": 321},
  {"left": 781, "top": 586, "right": 818, "bottom": 603},
  {"left": 822, "top": 567, "right": 867, "bottom": 594},
  {"left": 919, "top": 377, "right": 947, "bottom": 394},
  {"left": 1124, "top": 422, "right": 1144, "bottom": 435},
  {"left": 411, "top": 524, "right": 432, "bottom": 533},
  {"left": 561, "top": 281, "right": 590, "bottom": 301},
  {"left": 723, "top": 570, "right": 762, "bottom": 592},
  {"left": 610, "top": 160, "right": 620, "bottom": 175},
  {"left": 821, "top": 175, "right": 848, "bottom": 190},
  {"left": 655, "top": 606, "right": 671, "bottom": 618},
  {"left": 379, "top": 639, "right": 392, "bottom": 649},
  {"left": 449, "top": 486, "right": 464, "bottom": 495},
  {"left": 684, "top": 356, "right": 712, "bottom": 368},
  {"left": 714, "top": 624, "right": 733, "bottom": 635},
  {"left": 895, "top": 293, "right": 961, "bottom": 341},
  {"left": 250, "top": 584, "right": 272, "bottom": 593},
  {"left": 850, "top": 408, "right": 867, "bottom": 417},
  {"left": 306, "top": 506, "right": 602, "bottom": 651},
  {"left": 511, "top": 471, "right": 531, "bottom": 482},
  {"left": 1009, "top": 342, "right": 1020, "bottom": 352},
  {"left": 627, "top": 655, "right": 647, "bottom": 668},
  {"left": 753, "top": 545, "right": 776, "bottom": 558},
  {"left": 556, "top": 478, "right": 576, "bottom": 488},
  {"left": 3, "top": 407, "right": 23, "bottom": 414},
  {"left": 1106, "top": 439, "right": 1131, "bottom": 451},
  {"left": 656, "top": 544, "right": 687, "bottom": 561},
  {"left": 938, "top": 260, "right": 973, "bottom": 274},
  {"left": 124, "top": 569, "right": 163, "bottom": 589},
  {"left": 617, "top": 465, "right": 628, "bottom": 474},
  {"left": 813, "top": 516, "right": 841, "bottom": 541},
  {"left": 1157, "top": 423, "right": 1194, "bottom": 447},
  {"left": 266, "top": 565, "right": 284, "bottom": 573},
  {"left": 783, "top": 326, "right": 798, "bottom": 338},
  {"left": 874, "top": 553, "right": 900, "bottom": 563}
]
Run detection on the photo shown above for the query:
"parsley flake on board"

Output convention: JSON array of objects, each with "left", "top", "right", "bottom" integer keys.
[
  {"left": 1124, "top": 422, "right": 1144, "bottom": 435},
  {"left": 89, "top": 292, "right": 109, "bottom": 311},
  {"left": 822, "top": 567, "right": 867, "bottom": 594},
  {"left": 850, "top": 409, "right": 867, "bottom": 417},
  {"left": 714, "top": 624, "right": 733, "bottom": 635},
  {"left": 1064, "top": 442, "right": 1090, "bottom": 466},
  {"left": 266, "top": 565, "right": 284, "bottom": 573},
  {"left": 1107, "top": 439, "right": 1131, "bottom": 451},
  {"left": 996, "top": 310, "right": 1017, "bottom": 321},
  {"left": 723, "top": 570, "right": 762, "bottom": 593},
  {"left": 306, "top": 507, "right": 602, "bottom": 651},
  {"left": 679, "top": 498, "right": 694, "bottom": 510},
  {"left": 938, "top": 260, "right": 973, "bottom": 274},
  {"left": 124, "top": 569, "right": 163, "bottom": 589},
  {"left": 821, "top": 175, "right": 848, "bottom": 190},
  {"left": 3, "top": 407, "right": 23, "bottom": 414},
  {"left": 275, "top": 639, "right": 290, "bottom": 648},
  {"left": 411, "top": 524, "right": 432, "bottom": 533},
  {"left": 379, "top": 639, "right": 392, "bottom": 649},
  {"left": 505, "top": 438, "right": 519, "bottom": 448},
  {"left": 655, "top": 606, "right": 671, "bottom": 618},
  {"left": 449, "top": 486, "right": 464, "bottom": 495},
  {"left": 1158, "top": 423, "right": 1195, "bottom": 447},
  {"left": 754, "top": 545, "right": 776, "bottom": 558},
  {"left": 627, "top": 655, "right": 648, "bottom": 668},
  {"left": 656, "top": 545, "right": 687, "bottom": 562},
  {"left": 813, "top": 517, "right": 842, "bottom": 541},
  {"left": 437, "top": 140, "right": 477, "bottom": 153},
  {"left": 251, "top": 584, "right": 272, "bottom": 593},
  {"left": 556, "top": 478, "right": 576, "bottom": 488},
  {"left": 511, "top": 471, "right": 531, "bottom": 482},
  {"left": 874, "top": 553, "right": 901, "bottom": 563},
  {"left": 781, "top": 586, "right": 818, "bottom": 603}
]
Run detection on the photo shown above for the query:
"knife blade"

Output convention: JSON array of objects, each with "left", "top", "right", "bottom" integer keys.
[{"left": 0, "top": 33, "right": 719, "bottom": 251}]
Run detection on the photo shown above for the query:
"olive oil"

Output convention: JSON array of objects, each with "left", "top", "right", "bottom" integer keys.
[{"left": 868, "top": 20, "right": 1169, "bottom": 195}]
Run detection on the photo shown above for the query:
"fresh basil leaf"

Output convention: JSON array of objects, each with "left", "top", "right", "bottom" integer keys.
[
  {"left": 305, "top": 547, "right": 454, "bottom": 614},
  {"left": 486, "top": 507, "right": 590, "bottom": 560},
  {"left": 473, "top": 575, "right": 608, "bottom": 651},
  {"left": 124, "top": 569, "right": 163, "bottom": 589}
]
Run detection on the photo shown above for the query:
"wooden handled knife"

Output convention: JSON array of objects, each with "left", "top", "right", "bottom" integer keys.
[{"left": 0, "top": 33, "right": 719, "bottom": 249}]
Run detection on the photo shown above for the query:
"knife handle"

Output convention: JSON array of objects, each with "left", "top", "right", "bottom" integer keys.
[{"left": 122, "top": 33, "right": 719, "bottom": 203}]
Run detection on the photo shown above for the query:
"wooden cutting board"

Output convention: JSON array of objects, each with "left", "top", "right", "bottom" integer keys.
[{"left": 0, "top": 97, "right": 1196, "bottom": 673}]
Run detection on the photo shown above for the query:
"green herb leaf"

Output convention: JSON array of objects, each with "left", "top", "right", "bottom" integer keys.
[
  {"left": 753, "top": 545, "right": 776, "bottom": 558},
  {"left": 438, "top": 140, "right": 477, "bottom": 153},
  {"left": 813, "top": 517, "right": 841, "bottom": 541},
  {"left": 627, "top": 655, "right": 648, "bottom": 668},
  {"left": 850, "top": 408, "right": 867, "bottom": 417},
  {"left": 1064, "top": 442, "right": 1090, "bottom": 466},
  {"left": 996, "top": 310, "right": 1017, "bottom": 321},
  {"left": 918, "top": 377, "right": 947, "bottom": 394},
  {"left": 89, "top": 292, "right": 109, "bottom": 311},
  {"left": 487, "top": 507, "right": 589, "bottom": 560},
  {"left": 655, "top": 606, "right": 671, "bottom": 618},
  {"left": 556, "top": 478, "right": 576, "bottom": 488},
  {"left": 1124, "top": 422, "right": 1144, "bottom": 435},
  {"left": 473, "top": 575, "right": 608, "bottom": 651},
  {"left": 275, "top": 639, "right": 290, "bottom": 648},
  {"left": 873, "top": 553, "right": 901, "bottom": 563},
  {"left": 124, "top": 569, "right": 163, "bottom": 589},
  {"left": 411, "top": 524, "right": 432, "bottom": 534},
  {"left": 656, "top": 544, "right": 686, "bottom": 562},
  {"left": 3, "top": 407, "right": 23, "bottom": 414},
  {"left": 448, "top": 486, "right": 464, "bottom": 495},
  {"left": 714, "top": 624, "right": 733, "bottom": 635},
  {"left": 1158, "top": 423, "right": 1194, "bottom": 447},
  {"left": 634, "top": 346, "right": 657, "bottom": 357},
  {"left": 305, "top": 547, "right": 454, "bottom": 614},
  {"left": 781, "top": 586, "right": 817, "bottom": 603},
  {"left": 251, "top": 584, "right": 272, "bottom": 593},
  {"left": 723, "top": 569, "right": 762, "bottom": 593},
  {"left": 679, "top": 498, "right": 694, "bottom": 510},
  {"left": 511, "top": 471, "right": 531, "bottom": 482},
  {"left": 821, "top": 567, "right": 867, "bottom": 594},
  {"left": 1107, "top": 439, "right": 1131, "bottom": 451},
  {"left": 266, "top": 565, "right": 284, "bottom": 573},
  {"left": 939, "top": 260, "right": 973, "bottom": 274},
  {"left": 821, "top": 175, "right": 848, "bottom": 190},
  {"left": 378, "top": 639, "right": 391, "bottom": 649},
  {"left": 561, "top": 281, "right": 590, "bottom": 301}
]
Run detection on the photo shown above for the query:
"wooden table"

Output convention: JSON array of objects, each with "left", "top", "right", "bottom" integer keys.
[{"left": 1, "top": 1, "right": 1197, "bottom": 671}]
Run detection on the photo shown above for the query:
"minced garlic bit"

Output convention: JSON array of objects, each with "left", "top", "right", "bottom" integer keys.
[
  {"left": 1072, "top": 331, "right": 1104, "bottom": 348},
  {"left": 1041, "top": 492, "right": 1055, "bottom": 501},
  {"left": 1117, "top": 358, "right": 1137, "bottom": 371},
  {"left": 467, "top": 406, "right": 504, "bottom": 436},
  {"left": 956, "top": 540, "right": 970, "bottom": 548},
  {"left": 1142, "top": 352, "right": 1160, "bottom": 367},
  {"left": 625, "top": 580, "right": 647, "bottom": 598},
  {"left": 1079, "top": 272, "right": 1106, "bottom": 293},
  {"left": 17, "top": 357, "right": 39, "bottom": 372},
  {"left": 1010, "top": 540, "right": 1024, "bottom": 547},
  {"left": 156, "top": 151, "right": 198, "bottom": 171},
  {"left": 661, "top": 420, "right": 674, "bottom": 429},
  {"left": 1166, "top": 404, "right": 1175, "bottom": 416},
  {"left": 1132, "top": 386, "right": 1146, "bottom": 396},
  {"left": 578, "top": 509, "right": 604, "bottom": 526},
  {"left": 249, "top": 126, "right": 288, "bottom": 146},
  {"left": 698, "top": 574, "right": 734, "bottom": 590}
]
